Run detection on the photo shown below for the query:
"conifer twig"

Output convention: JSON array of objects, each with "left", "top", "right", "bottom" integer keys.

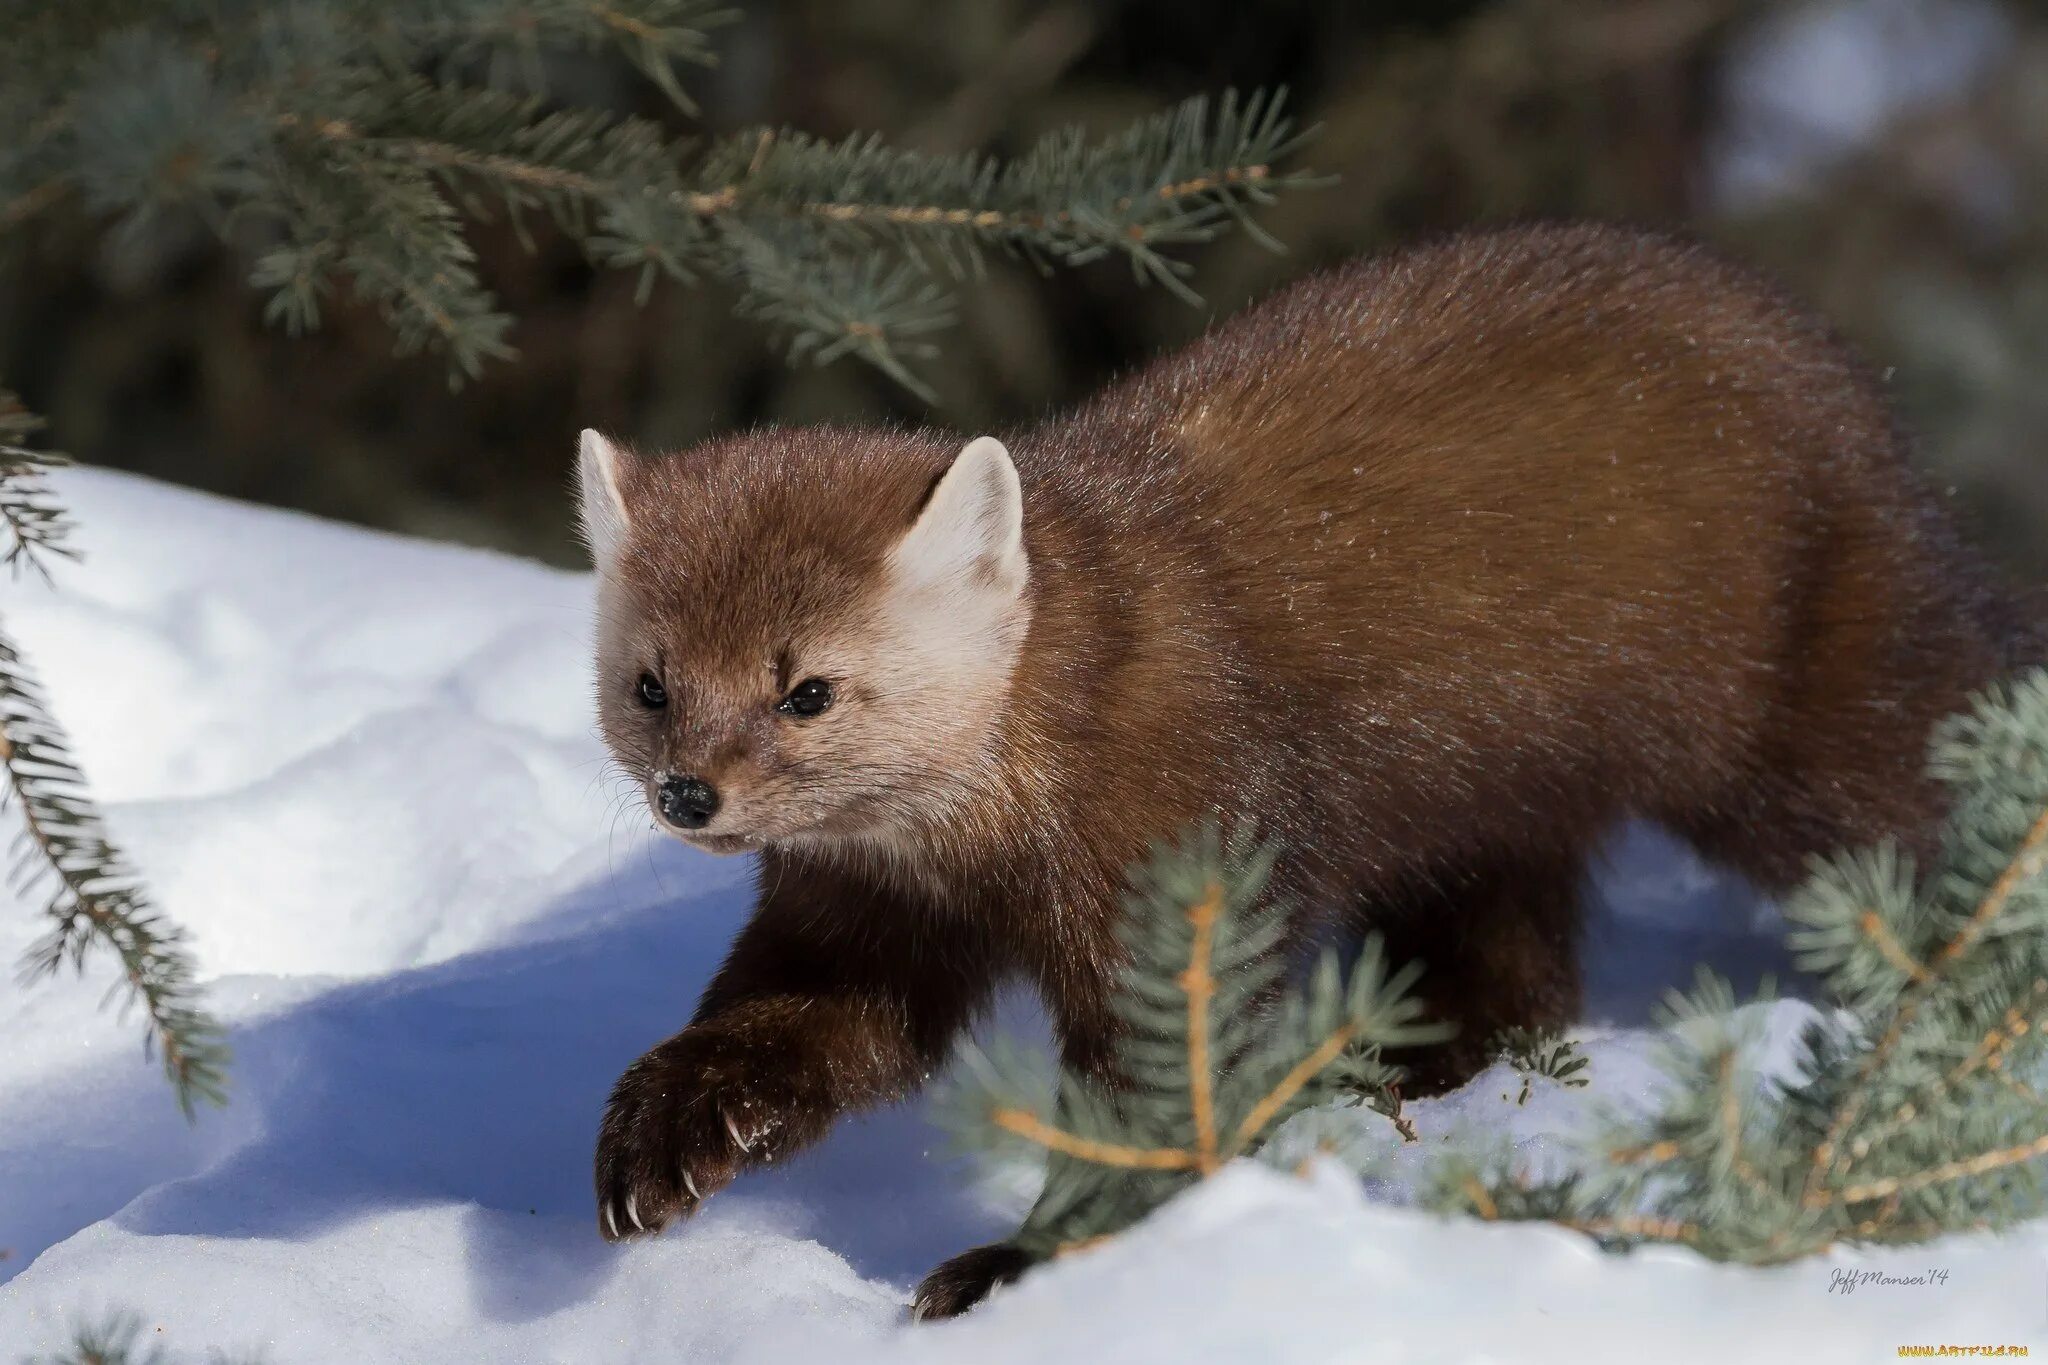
[
  {"left": 1856, "top": 909, "right": 1928, "bottom": 983},
  {"left": 989, "top": 1108, "right": 1199, "bottom": 1171},
  {"left": 1941, "top": 807, "right": 2048, "bottom": 967},
  {"left": 1850, "top": 988, "right": 2047, "bottom": 1159},
  {"left": 1833, "top": 1129, "right": 2048, "bottom": 1206},
  {"left": 1460, "top": 1177, "right": 1500, "bottom": 1220},
  {"left": 1229, "top": 1025, "right": 1357, "bottom": 1155},
  {"left": 1183, "top": 881, "right": 1222, "bottom": 1172},
  {"left": 1714, "top": 1049, "right": 1769, "bottom": 1192},
  {"left": 1807, "top": 804, "right": 2048, "bottom": 1201},
  {"left": 935, "top": 827, "right": 1434, "bottom": 1261}
]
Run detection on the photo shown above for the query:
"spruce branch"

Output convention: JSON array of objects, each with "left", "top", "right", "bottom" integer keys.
[
  {"left": 0, "top": 389, "right": 227, "bottom": 1116},
  {"left": 1230, "top": 1018, "right": 1352, "bottom": 1154},
  {"left": 1181, "top": 879, "right": 1223, "bottom": 1171},
  {"left": 0, "top": 2, "right": 1316, "bottom": 391},
  {"left": 986, "top": 1106, "right": 1202, "bottom": 1172},
  {"left": 298, "top": 80, "right": 1308, "bottom": 382},
  {"left": 0, "top": 396, "right": 78, "bottom": 579},
  {"left": 933, "top": 825, "right": 1448, "bottom": 1262},
  {"left": 1834, "top": 1129, "right": 2048, "bottom": 1205},
  {"left": 721, "top": 228, "right": 957, "bottom": 401}
]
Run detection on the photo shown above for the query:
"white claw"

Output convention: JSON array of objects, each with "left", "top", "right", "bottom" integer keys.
[
  {"left": 723, "top": 1110, "right": 751, "bottom": 1153},
  {"left": 625, "top": 1192, "right": 642, "bottom": 1232},
  {"left": 682, "top": 1168, "right": 701, "bottom": 1203},
  {"left": 603, "top": 1203, "right": 619, "bottom": 1240}
]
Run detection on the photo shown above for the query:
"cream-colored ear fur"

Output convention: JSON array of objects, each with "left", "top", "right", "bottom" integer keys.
[
  {"left": 577, "top": 428, "right": 632, "bottom": 571},
  {"left": 889, "top": 436, "right": 1027, "bottom": 597},
  {"left": 862, "top": 437, "right": 1032, "bottom": 788}
]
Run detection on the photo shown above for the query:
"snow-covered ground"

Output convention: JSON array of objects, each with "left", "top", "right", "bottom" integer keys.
[{"left": 2, "top": 468, "right": 2043, "bottom": 1363}]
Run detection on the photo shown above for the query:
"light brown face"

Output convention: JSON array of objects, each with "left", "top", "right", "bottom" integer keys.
[{"left": 580, "top": 429, "right": 1031, "bottom": 856}]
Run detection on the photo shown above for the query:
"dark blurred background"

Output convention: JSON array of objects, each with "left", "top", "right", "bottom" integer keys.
[{"left": 4, "top": 0, "right": 2045, "bottom": 574}]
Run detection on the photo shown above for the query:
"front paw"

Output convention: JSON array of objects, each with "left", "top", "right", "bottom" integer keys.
[{"left": 593, "top": 1031, "right": 812, "bottom": 1241}]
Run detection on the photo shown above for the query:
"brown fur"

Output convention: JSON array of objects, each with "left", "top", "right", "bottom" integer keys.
[{"left": 583, "top": 222, "right": 2037, "bottom": 1312}]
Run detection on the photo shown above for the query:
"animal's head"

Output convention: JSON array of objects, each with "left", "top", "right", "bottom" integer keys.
[{"left": 577, "top": 426, "right": 1032, "bottom": 856}]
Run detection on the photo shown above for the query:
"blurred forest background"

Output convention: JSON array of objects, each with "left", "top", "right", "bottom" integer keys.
[{"left": 4, "top": 0, "right": 2045, "bottom": 575}]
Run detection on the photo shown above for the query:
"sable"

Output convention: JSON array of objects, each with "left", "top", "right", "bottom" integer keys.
[{"left": 577, "top": 222, "right": 2038, "bottom": 1316}]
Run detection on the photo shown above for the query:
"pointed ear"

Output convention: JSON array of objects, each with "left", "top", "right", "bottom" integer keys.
[
  {"left": 890, "top": 436, "right": 1027, "bottom": 597},
  {"left": 576, "top": 428, "right": 633, "bottom": 571}
]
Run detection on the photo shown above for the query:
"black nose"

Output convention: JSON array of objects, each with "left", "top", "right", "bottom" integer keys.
[{"left": 658, "top": 775, "right": 720, "bottom": 830}]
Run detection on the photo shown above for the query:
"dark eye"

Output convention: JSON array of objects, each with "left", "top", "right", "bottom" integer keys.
[
  {"left": 777, "top": 677, "right": 834, "bottom": 718},
  {"left": 635, "top": 672, "right": 667, "bottom": 709}
]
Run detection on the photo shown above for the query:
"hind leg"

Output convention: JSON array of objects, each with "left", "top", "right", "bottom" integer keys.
[
  {"left": 1364, "top": 850, "right": 1587, "bottom": 1096},
  {"left": 1659, "top": 686, "right": 1963, "bottom": 895},
  {"left": 1671, "top": 505, "right": 2022, "bottom": 892},
  {"left": 1661, "top": 755, "right": 1950, "bottom": 907}
]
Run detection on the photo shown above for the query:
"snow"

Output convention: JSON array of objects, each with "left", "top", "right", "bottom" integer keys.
[{"left": 3, "top": 468, "right": 2043, "bottom": 1362}]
